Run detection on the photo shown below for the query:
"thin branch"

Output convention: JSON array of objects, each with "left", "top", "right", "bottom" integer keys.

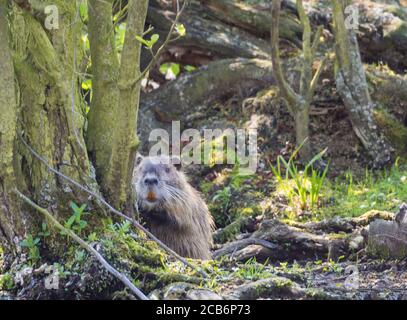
[
  {"left": 136, "top": 0, "right": 189, "bottom": 84},
  {"left": 311, "top": 25, "right": 324, "bottom": 58},
  {"left": 18, "top": 134, "right": 209, "bottom": 278},
  {"left": 309, "top": 56, "right": 327, "bottom": 98},
  {"left": 14, "top": 189, "right": 149, "bottom": 300},
  {"left": 270, "top": 0, "right": 299, "bottom": 112}
]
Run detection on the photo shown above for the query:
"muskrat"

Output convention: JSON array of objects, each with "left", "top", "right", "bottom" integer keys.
[{"left": 133, "top": 155, "right": 214, "bottom": 260}]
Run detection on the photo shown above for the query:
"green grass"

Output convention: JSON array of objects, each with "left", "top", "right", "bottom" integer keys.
[
  {"left": 270, "top": 145, "right": 407, "bottom": 220},
  {"left": 270, "top": 143, "right": 329, "bottom": 218},
  {"left": 320, "top": 161, "right": 407, "bottom": 218}
]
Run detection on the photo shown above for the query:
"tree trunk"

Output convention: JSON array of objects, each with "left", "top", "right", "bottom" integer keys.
[
  {"left": 103, "top": 0, "right": 148, "bottom": 212},
  {"left": 0, "top": 0, "right": 25, "bottom": 252},
  {"left": 294, "top": 105, "right": 311, "bottom": 158},
  {"left": 87, "top": 0, "right": 120, "bottom": 180},
  {"left": 0, "top": 1, "right": 95, "bottom": 251},
  {"left": 87, "top": 0, "right": 148, "bottom": 211},
  {"left": 332, "top": 0, "right": 393, "bottom": 167},
  {"left": 0, "top": 0, "right": 148, "bottom": 255}
]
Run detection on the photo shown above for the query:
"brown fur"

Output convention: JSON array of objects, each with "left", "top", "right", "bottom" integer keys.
[{"left": 133, "top": 156, "right": 214, "bottom": 260}]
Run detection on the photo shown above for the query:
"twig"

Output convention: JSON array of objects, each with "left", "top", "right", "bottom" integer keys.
[
  {"left": 14, "top": 189, "right": 149, "bottom": 300},
  {"left": 136, "top": 0, "right": 189, "bottom": 83},
  {"left": 18, "top": 134, "right": 209, "bottom": 278}
]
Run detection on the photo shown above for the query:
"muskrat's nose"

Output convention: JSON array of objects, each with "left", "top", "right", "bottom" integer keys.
[{"left": 144, "top": 177, "right": 158, "bottom": 185}]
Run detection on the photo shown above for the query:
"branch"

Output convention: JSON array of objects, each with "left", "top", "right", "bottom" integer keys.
[
  {"left": 311, "top": 25, "right": 324, "bottom": 58},
  {"left": 297, "top": 0, "right": 312, "bottom": 97},
  {"left": 270, "top": 0, "right": 298, "bottom": 112},
  {"left": 18, "top": 134, "right": 209, "bottom": 278},
  {"left": 332, "top": 0, "right": 351, "bottom": 71},
  {"left": 14, "top": 189, "right": 149, "bottom": 300},
  {"left": 309, "top": 56, "right": 327, "bottom": 99},
  {"left": 137, "top": 0, "right": 189, "bottom": 83}
]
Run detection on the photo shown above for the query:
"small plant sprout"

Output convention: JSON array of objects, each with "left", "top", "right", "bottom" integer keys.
[
  {"left": 38, "top": 222, "right": 50, "bottom": 242},
  {"left": 20, "top": 234, "right": 41, "bottom": 265},
  {"left": 63, "top": 202, "right": 89, "bottom": 237}
]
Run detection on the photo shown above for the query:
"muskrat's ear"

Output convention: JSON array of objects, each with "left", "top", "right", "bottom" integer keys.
[
  {"left": 135, "top": 153, "right": 144, "bottom": 166},
  {"left": 170, "top": 155, "right": 182, "bottom": 170}
]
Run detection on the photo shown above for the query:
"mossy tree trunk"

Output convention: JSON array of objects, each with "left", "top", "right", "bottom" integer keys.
[
  {"left": 0, "top": 0, "right": 148, "bottom": 253},
  {"left": 87, "top": 0, "right": 148, "bottom": 212},
  {"left": 0, "top": 0, "right": 25, "bottom": 252},
  {"left": 0, "top": 0, "right": 92, "bottom": 252}
]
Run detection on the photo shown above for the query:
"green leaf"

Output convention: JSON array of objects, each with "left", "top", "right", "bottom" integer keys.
[
  {"left": 79, "top": 1, "right": 88, "bottom": 22},
  {"left": 150, "top": 34, "right": 159, "bottom": 46},
  {"left": 175, "top": 23, "right": 186, "bottom": 37},
  {"left": 20, "top": 240, "right": 29, "bottom": 247},
  {"left": 170, "top": 63, "right": 180, "bottom": 76},
  {"left": 78, "top": 203, "right": 87, "bottom": 213},
  {"left": 115, "top": 23, "right": 126, "bottom": 51},
  {"left": 81, "top": 79, "right": 92, "bottom": 90},
  {"left": 79, "top": 220, "right": 88, "bottom": 229},
  {"left": 65, "top": 215, "right": 76, "bottom": 229},
  {"left": 70, "top": 201, "right": 79, "bottom": 213}
]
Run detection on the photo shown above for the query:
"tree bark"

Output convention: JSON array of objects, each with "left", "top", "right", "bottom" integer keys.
[
  {"left": 0, "top": 0, "right": 95, "bottom": 251},
  {"left": 104, "top": 0, "right": 148, "bottom": 212},
  {"left": 213, "top": 219, "right": 361, "bottom": 263},
  {"left": 87, "top": 0, "right": 148, "bottom": 210},
  {"left": 332, "top": 0, "right": 393, "bottom": 167},
  {"left": 87, "top": 0, "right": 120, "bottom": 182},
  {"left": 0, "top": 0, "right": 25, "bottom": 252},
  {"left": 142, "top": 0, "right": 271, "bottom": 69},
  {"left": 0, "top": 0, "right": 148, "bottom": 254}
]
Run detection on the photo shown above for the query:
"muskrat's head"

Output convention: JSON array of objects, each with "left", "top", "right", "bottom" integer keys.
[{"left": 133, "top": 155, "right": 185, "bottom": 211}]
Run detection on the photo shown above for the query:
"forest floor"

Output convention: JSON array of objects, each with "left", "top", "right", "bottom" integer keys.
[{"left": 1, "top": 59, "right": 407, "bottom": 301}]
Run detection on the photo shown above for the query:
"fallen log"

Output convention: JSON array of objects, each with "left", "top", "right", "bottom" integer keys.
[
  {"left": 298, "top": 210, "right": 395, "bottom": 234},
  {"left": 142, "top": 0, "right": 272, "bottom": 69},
  {"left": 200, "top": 0, "right": 302, "bottom": 43},
  {"left": 138, "top": 58, "right": 275, "bottom": 147},
  {"left": 213, "top": 219, "right": 362, "bottom": 263},
  {"left": 143, "top": 1, "right": 407, "bottom": 72}
]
